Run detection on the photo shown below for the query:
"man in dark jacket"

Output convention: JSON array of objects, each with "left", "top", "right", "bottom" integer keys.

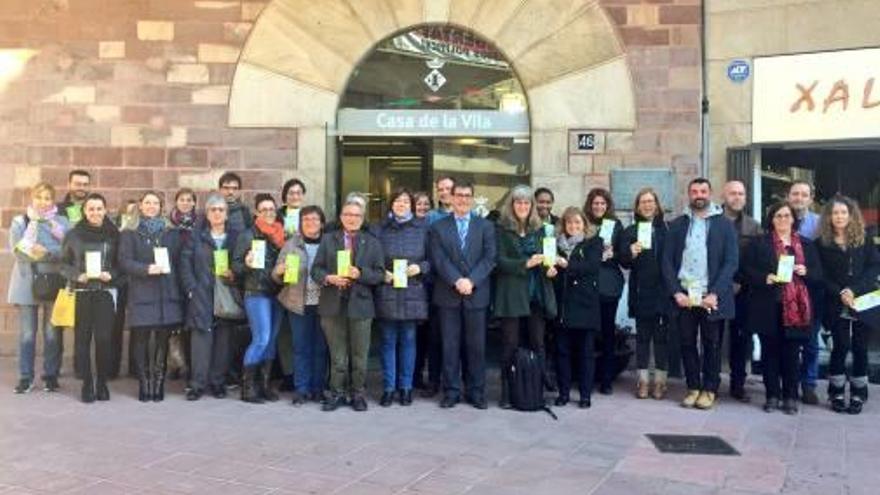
[
  {"left": 662, "top": 178, "right": 738, "bottom": 410},
  {"left": 722, "top": 180, "right": 762, "bottom": 402},
  {"left": 219, "top": 172, "right": 253, "bottom": 233},
  {"left": 57, "top": 169, "right": 92, "bottom": 224},
  {"left": 430, "top": 181, "right": 496, "bottom": 409}
]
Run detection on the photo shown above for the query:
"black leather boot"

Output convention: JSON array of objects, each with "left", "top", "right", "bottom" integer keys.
[
  {"left": 260, "top": 361, "right": 279, "bottom": 402},
  {"left": 829, "top": 383, "right": 847, "bottom": 413},
  {"left": 499, "top": 376, "right": 512, "bottom": 409},
  {"left": 152, "top": 338, "right": 168, "bottom": 402},
  {"left": 81, "top": 378, "right": 95, "bottom": 403},
  {"left": 241, "top": 366, "right": 263, "bottom": 403},
  {"left": 138, "top": 372, "right": 151, "bottom": 402},
  {"left": 849, "top": 384, "right": 868, "bottom": 415}
]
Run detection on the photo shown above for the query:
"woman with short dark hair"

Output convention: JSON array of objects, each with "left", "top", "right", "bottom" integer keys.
[
  {"left": 273, "top": 205, "right": 328, "bottom": 405},
  {"left": 233, "top": 193, "right": 284, "bottom": 403},
  {"left": 375, "top": 188, "right": 430, "bottom": 407},
  {"left": 119, "top": 191, "right": 185, "bottom": 402},
  {"left": 744, "top": 202, "right": 821, "bottom": 414},
  {"left": 817, "top": 195, "right": 879, "bottom": 415}
]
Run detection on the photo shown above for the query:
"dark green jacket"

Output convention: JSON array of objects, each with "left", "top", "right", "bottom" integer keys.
[{"left": 492, "top": 226, "right": 557, "bottom": 319}]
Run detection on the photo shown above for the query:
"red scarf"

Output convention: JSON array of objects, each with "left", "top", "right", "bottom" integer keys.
[
  {"left": 255, "top": 216, "right": 285, "bottom": 249},
  {"left": 772, "top": 232, "right": 812, "bottom": 328}
]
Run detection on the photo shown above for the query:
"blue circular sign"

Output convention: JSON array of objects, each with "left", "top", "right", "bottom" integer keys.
[{"left": 727, "top": 60, "right": 750, "bottom": 83}]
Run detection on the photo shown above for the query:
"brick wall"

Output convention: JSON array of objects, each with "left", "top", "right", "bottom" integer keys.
[
  {"left": 0, "top": 1, "right": 293, "bottom": 337},
  {"left": 593, "top": 0, "right": 703, "bottom": 195}
]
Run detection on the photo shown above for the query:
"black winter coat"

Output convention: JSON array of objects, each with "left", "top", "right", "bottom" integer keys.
[
  {"left": 589, "top": 218, "right": 624, "bottom": 299},
  {"left": 618, "top": 217, "right": 670, "bottom": 319},
  {"left": 555, "top": 236, "right": 603, "bottom": 330},
  {"left": 60, "top": 221, "right": 120, "bottom": 291},
  {"left": 118, "top": 225, "right": 184, "bottom": 329},
  {"left": 375, "top": 216, "right": 430, "bottom": 321},
  {"left": 817, "top": 235, "right": 880, "bottom": 327},
  {"left": 180, "top": 226, "right": 243, "bottom": 331},
  {"left": 232, "top": 228, "right": 281, "bottom": 296},
  {"left": 743, "top": 234, "right": 822, "bottom": 337}
]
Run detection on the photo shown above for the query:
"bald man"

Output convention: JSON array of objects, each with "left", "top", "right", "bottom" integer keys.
[{"left": 721, "top": 180, "right": 762, "bottom": 402}]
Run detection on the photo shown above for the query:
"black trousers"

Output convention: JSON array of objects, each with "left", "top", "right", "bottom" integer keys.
[
  {"left": 556, "top": 326, "right": 595, "bottom": 399},
  {"left": 759, "top": 331, "right": 801, "bottom": 401},
  {"left": 131, "top": 326, "right": 172, "bottom": 381},
  {"left": 679, "top": 308, "right": 722, "bottom": 392},
  {"left": 109, "top": 286, "right": 127, "bottom": 378},
  {"left": 74, "top": 290, "right": 116, "bottom": 386},
  {"left": 190, "top": 320, "right": 233, "bottom": 391},
  {"left": 598, "top": 297, "right": 619, "bottom": 388},
  {"left": 500, "top": 312, "right": 546, "bottom": 370},
  {"left": 439, "top": 306, "right": 486, "bottom": 400},
  {"left": 727, "top": 291, "right": 752, "bottom": 390},
  {"left": 227, "top": 322, "right": 251, "bottom": 384},
  {"left": 635, "top": 316, "right": 668, "bottom": 371},
  {"left": 414, "top": 305, "right": 443, "bottom": 387},
  {"left": 829, "top": 317, "right": 869, "bottom": 379}
]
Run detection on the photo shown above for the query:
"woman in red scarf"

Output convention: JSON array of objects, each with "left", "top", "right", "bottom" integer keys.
[
  {"left": 232, "top": 193, "right": 285, "bottom": 403},
  {"left": 743, "top": 202, "right": 822, "bottom": 415}
]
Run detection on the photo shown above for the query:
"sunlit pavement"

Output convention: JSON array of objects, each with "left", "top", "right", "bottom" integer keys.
[{"left": 0, "top": 356, "right": 875, "bottom": 495}]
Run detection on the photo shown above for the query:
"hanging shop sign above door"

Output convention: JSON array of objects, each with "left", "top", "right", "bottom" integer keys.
[
  {"left": 753, "top": 47, "right": 880, "bottom": 143},
  {"left": 337, "top": 109, "right": 530, "bottom": 137}
]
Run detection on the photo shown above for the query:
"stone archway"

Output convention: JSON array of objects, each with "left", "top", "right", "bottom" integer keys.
[{"left": 228, "top": 0, "right": 636, "bottom": 208}]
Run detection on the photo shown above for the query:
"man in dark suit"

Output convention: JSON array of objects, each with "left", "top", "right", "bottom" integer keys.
[{"left": 429, "top": 181, "right": 496, "bottom": 409}]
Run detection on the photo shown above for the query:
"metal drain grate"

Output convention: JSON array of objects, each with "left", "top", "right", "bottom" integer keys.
[{"left": 646, "top": 434, "right": 740, "bottom": 456}]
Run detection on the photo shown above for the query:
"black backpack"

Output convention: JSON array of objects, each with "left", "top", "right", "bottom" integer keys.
[{"left": 505, "top": 348, "right": 558, "bottom": 420}]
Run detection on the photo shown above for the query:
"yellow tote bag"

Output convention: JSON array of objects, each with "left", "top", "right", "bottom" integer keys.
[{"left": 50, "top": 288, "right": 76, "bottom": 328}]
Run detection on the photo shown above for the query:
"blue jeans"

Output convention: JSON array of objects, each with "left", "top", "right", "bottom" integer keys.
[
  {"left": 380, "top": 320, "right": 417, "bottom": 392},
  {"left": 290, "top": 306, "right": 327, "bottom": 395},
  {"left": 243, "top": 295, "right": 282, "bottom": 367},
  {"left": 801, "top": 282, "right": 824, "bottom": 389},
  {"left": 18, "top": 303, "right": 61, "bottom": 381}
]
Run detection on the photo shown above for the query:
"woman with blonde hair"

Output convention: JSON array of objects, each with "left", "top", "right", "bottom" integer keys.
[
  {"left": 553, "top": 206, "right": 603, "bottom": 408},
  {"left": 817, "top": 195, "right": 880, "bottom": 414},
  {"left": 8, "top": 182, "right": 71, "bottom": 394},
  {"left": 492, "top": 184, "right": 558, "bottom": 408}
]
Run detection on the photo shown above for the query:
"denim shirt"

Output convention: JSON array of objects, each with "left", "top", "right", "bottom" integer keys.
[{"left": 677, "top": 203, "right": 723, "bottom": 293}]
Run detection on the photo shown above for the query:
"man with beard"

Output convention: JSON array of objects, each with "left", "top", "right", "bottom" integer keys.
[
  {"left": 722, "top": 180, "right": 762, "bottom": 402},
  {"left": 663, "top": 178, "right": 738, "bottom": 410},
  {"left": 57, "top": 170, "right": 92, "bottom": 224},
  {"left": 787, "top": 180, "right": 822, "bottom": 405}
]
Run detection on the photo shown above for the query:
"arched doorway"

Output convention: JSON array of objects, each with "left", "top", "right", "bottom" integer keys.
[
  {"left": 336, "top": 25, "right": 529, "bottom": 222},
  {"left": 228, "top": 0, "right": 637, "bottom": 212}
]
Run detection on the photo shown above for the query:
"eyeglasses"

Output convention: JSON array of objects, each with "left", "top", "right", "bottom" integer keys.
[
  {"left": 454, "top": 193, "right": 473, "bottom": 198},
  {"left": 258, "top": 207, "right": 276, "bottom": 214},
  {"left": 341, "top": 212, "right": 363, "bottom": 218},
  {"left": 207, "top": 207, "right": 227, "bottom": 213}
]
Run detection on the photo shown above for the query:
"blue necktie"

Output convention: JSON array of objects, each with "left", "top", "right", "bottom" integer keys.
[{"left": 457, "top": 218, "right": 468, "bottom": 250}]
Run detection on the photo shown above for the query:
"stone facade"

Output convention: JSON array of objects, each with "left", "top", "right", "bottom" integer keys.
[
  {"left": 0, "top": 0, "right": 702, "bottom": 335},
  {"left": 706, "top": 0, "right": 880, "bottom": 191}
]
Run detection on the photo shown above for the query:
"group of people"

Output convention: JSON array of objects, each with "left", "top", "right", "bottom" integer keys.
[{"left": 8, "top": 169, "right": 878, "bottom": 416}]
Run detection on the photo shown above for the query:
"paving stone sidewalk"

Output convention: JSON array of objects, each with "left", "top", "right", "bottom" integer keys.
[{"left": 0, "top": 358, "right": 875, "bottom": 495}]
